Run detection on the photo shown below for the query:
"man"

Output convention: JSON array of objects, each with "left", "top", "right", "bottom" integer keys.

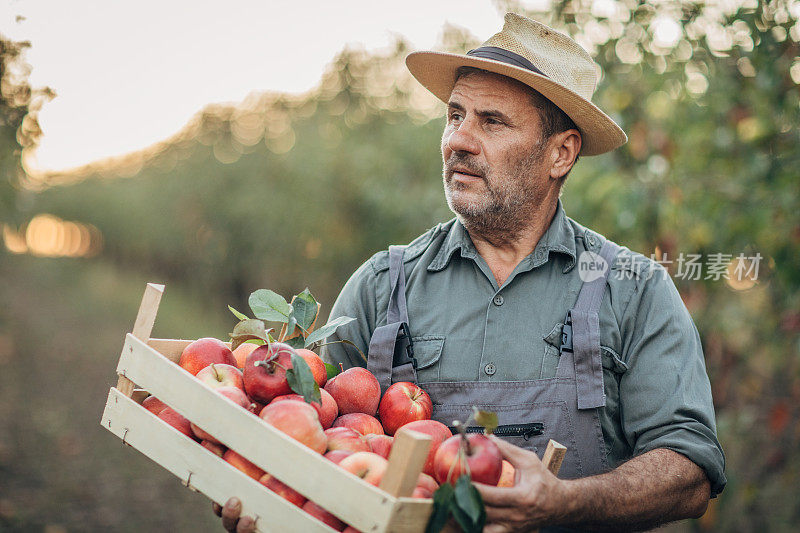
[{"left": 218, "top": 13, "right": 725, "bottom": 532}]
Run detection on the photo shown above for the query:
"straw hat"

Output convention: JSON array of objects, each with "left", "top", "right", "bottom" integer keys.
[{"left": 406, "top": 13, "right": 627, "bottom": 156}]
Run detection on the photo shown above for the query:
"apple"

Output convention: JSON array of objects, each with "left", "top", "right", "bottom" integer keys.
[
  {"left": 365, "top": 434, "right": 393, "bottom": 459},
  {"left": 157, "top": 407, "right": 195, "bottom": 439},
  {"left": 190, "top": 386, "right": 250, "bottom": 443},
  {"left": 296, "top": 348, "right": 328, "bottom": 387},
  {"left": 324, "top": 367, "right": 380, "bottom": 415},
  {"left": 259, "top": 473, "right": 307, "bottom": 508},
  {"left": 332, "top": 413, "right": 384, "bottom": 436},
  {"left": 142, "top": 395, "right": 168, "bottom": 415},
  {"left": 338, "top": 452, "right": 388, "bottom": 486},
  {"left": 497, "top": 459, "right": 515, "bottom": 487},
  {"left": 196, "top": 363, "right": 244, "bottom": 391},
  {"left": 243, "top": 343, "right": 295, "bottom": 404},
  {"left": 343, "top": 528, "right": 362, "bottom": 533},
  {"left": 259, "top": 399, "right": 327, "bottom": 454},
  {"left": 223, "top": 449, "right": 265, "bottom": 480},
  {"left": 201, "top": 440, "right": 226, "bottom": 457},
  {"left": 324, "top": 449, "right": 355, "bottom": 465},
  {"left": 324, "top": 427, "right": 370, "bottom": 453},
  {"left": 179, "top": 337, "right": 236, "bottom": 376},
  {"left": 271, "top": 389, "right": 338, "bottom": 429},
  {"left": 433, "top": 433, "right": 503, "bottom": 486},
  {"left": 399, "top": 420, "right": 453, "bottom": 476},
  {"left": 232, "top": 342, "right": 259, "bottom": 369},
  {"left": 378, "top": 382, "right": 433, "bottom": 435},
  {"left": 416, "top": 472, "right": 439, "bottom": 494},
  {"left": 302, "top": 501, "right": 346, "bottom": 531}
]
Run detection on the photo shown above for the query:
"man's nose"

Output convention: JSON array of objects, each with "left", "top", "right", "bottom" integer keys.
[{"left": 445, "top": 122, "right": 481, "bottom": 155}]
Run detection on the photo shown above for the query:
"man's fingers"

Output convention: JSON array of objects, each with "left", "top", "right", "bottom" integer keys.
[
  {"left": 221, "top": 497, "right": 242, "bottom": 532},
  {"left": 483, "top": 523, "right": 512, "bottom": 533},
  {"left": 473, "top": 482, "right": 520, "bottom": 508},
  {"left": 489, "top": 435, "right": 541, "bottom": 469},
  {"left": 236, "top": 516, "right": 256, "bottom": 533},
  {"left": 213, "top": 502, "right": 223, "bottom": 517}
]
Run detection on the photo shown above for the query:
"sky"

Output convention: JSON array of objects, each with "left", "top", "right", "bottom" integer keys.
[{"left": 0, "top": 1, "right": 517, "bottom": 173}]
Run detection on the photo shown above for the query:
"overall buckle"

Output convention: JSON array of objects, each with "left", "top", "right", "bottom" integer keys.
[
  {"left": 560, "top": 311, "right": 574, "bottom": 354},
  {"left": 392, "top": 322, "right": 417, "bottom": 369}
]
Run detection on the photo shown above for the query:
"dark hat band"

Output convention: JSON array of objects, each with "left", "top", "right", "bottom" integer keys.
[{"left": 466, "top": 46, "right": 548, "bottom": 78}]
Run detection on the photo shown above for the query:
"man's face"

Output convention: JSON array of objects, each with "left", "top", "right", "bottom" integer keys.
[{"left": 441, "top": 71, "right": 551, "bottom": 235}]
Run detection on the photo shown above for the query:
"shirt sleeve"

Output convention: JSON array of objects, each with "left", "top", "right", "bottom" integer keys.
[
  {"left": 618, "top": 263, "right": 727, "bottom": 497},
  {"left": 320, "top": 256, "right": 380, "bottom": 370}
]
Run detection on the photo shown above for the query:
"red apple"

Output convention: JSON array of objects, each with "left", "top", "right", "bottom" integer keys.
[
  {"left": 201, "top": 440, "right": 227, "bottom": 457},
  {"left": 365, "top": 434, "right": 393, "bottom": 459},
  {"left": 259, "top": 399, "right": 327, "bottom": 454},
  {"left": 324, "top": 367, "right": 380, "bottom": 415},
  {"left": 142, "top": 395, "right": 168, "bottom": 415},
  {"left": 190, "top": 386, "right": 250, "bottom": 443},
  {"left": 157, "top": 407, "right": 195, "bottom": 439},
  {"left": 271, "top": 389, "right": 338, "bottom": 429},
  {"left": 378, "top": 382, "right": 433, "bottom": 435},
  {"left": 332, "top": 413, "right": 384, "bottom": 436},
  {"left": 232, "top": 342, "right": 259, "bottom": 369},
  {"left": 296, "top": 348, "right": 328, "bottom": 387},
  {"left": 497, "top": 459, "right": 515, "bottom": 487},
  {"left": 302, "top": 501, "right": 346, "bottom": 531},
  {"left": 223, "top": 449, "right": 265, "bottom": 480},
  {"left": 433, "top": 433, "right": 503, "bottom": 486},
  {"left": 416, "top": 472, "right": 439, "bottom": 494},
  {"left": 179, "top": 337, "right": 236, "bottom": 376},
  {"left": 343, "top": 528, "right": 362, "bottom": 533},
  {"left": 196, "top": 363, "right": 244, "bottom": 391},
  {"left": 399, "top": 420, "right": 453, "bottom": 477},
  {"left": 259, "top": 473, "right": 307, "bottom": 507},
  {"left": 243, "top": 343, "right": 295, "bottom": 404},
  {"left": 324, "top": 449, "right": 355, "bottom": 465},
  {"left": 324, "top": 427, "right": 370, "bottom": 453},
  {"left": 338, "top": 452, "right": 388, "bottom": 486}
]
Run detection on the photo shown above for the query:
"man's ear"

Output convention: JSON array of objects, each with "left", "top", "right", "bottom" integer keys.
[{"left": 549, "top": 129, "right": 581, "bottom": 180}]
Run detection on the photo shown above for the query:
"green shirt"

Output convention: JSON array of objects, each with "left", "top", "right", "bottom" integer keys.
[{"left": 323, "top": 199, "right": 726, "bottom": 496}]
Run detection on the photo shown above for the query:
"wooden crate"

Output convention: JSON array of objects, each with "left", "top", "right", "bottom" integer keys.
[{"left": 100, "top": 283, "right": 435, "bottom": 533}]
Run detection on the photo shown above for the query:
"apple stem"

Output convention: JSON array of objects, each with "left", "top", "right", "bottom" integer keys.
[
  {"left": 339, "top": 363, "right": 344, "bottom": 373},
  {"left": 212, "top": 364, "right": 220, "bottom": 381}
]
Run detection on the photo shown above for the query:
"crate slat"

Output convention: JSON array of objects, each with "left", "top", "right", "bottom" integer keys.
[
  {"left": 114, "top": 333, "right": 403, "bottom": 531},
  {"left": 101, "top": 388, "right": 336, "bottom": 533}
]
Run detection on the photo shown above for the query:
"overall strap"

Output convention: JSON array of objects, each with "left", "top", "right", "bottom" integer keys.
[
  {"left": 571, "top": 236, "right": 622, "bottom": 410},
  {"left": 366, "top": 246, "right": 417, "bottom": 394}
]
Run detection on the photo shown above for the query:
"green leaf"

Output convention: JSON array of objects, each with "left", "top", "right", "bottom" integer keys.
[
  {"left": 425, "top": 483, "right": 455, "bottom": 533},
  {"left": 472, "top": 407, "right": 499, "bottom": 435},
  {"left": 283, "top": 315, "right": 297, "bottom": 341},
  {"left": 228, "top": 319, "right": 272, "bottom": 350},
  {"left": 249, "top": 289, "right": 290, "bottom": 322},
  {"left": 324, "top": 362, "right": 340, "bottom": 380},
  {"left": 285, "top": 352, "right": 321, "bottom": 404},
  {"left": 304, "top": 316, "right": 356, "bottom": 346},
  {"left": 291, "top": 288, "right": 318, "bottom": 332},
  {"left": 285, "top": 336, "right": 305, "bottom": 349},
  {"left": 228, "top": 305, "right": 250, "bottom": 321},
  {"left": 453, "top": 475, "right": 485, "bottom": 532}
]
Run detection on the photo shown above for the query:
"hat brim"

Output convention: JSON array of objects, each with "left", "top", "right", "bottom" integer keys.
[{"left": 406, "top": 50, "right": 627, "bottom": 156}]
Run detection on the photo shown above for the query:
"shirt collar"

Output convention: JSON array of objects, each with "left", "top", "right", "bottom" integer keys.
[{"left": 427, "top": 199, "right": 577, "bottom": 273}]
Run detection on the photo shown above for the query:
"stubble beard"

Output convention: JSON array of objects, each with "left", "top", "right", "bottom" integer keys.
[{"left": 443, "top": 147, "right": 549, "bottom": 245}]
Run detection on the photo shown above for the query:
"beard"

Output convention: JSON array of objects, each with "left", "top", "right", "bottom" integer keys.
[{"left": 443, "top": 145, "right": 549, "bottom": 244}]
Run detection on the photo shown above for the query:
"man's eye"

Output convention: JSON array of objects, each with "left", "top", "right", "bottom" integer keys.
[
  {"left": 486, "top": 117, "right": 503, "bottom": 126},
  {"left": 450, "top": 112, "right": 463, "bottom": 122}
]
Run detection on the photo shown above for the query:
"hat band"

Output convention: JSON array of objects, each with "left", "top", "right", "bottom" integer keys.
[{"left": 466, "top": 46, "right": 548, "bottom": 78}]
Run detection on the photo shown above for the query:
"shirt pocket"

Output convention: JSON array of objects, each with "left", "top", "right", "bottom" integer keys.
[{"left": 412, "top": 335, "right": 445, "bottom": 383}]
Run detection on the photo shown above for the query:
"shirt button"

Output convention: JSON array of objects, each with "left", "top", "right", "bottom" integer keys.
[
  {"left": 484, "top": 363, "right": 496, "bottom": 376},
  {"left": 493, "top": 295, "right": 504, "bottom": 306}
]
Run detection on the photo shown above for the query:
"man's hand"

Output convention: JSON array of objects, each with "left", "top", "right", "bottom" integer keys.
[
  {"left": 474, "top": 436, "right": 566, "bottom": 532},
  {"left": 212, "top": 497, "right": 256, "bottom": 533}
]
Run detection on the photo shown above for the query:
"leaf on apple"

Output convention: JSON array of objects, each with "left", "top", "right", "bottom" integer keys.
[
  {"left": 249, "top": 289, "right": 291, "bottom": 323},
  {"left": 285, "top": 336, "right": 305, "bottom": 349},
  {"left": 286, "top": 352, "right": 322, "bottom": 404},
  {"left": 228, "top": 305, "right": 250, "bottom": 321},
  {"left": 324, "top": 362, "right": 340, "bottom": 380},
  {"left": 472, "top": 407, "right": 499, "bottom": 435},
  {"left": 291, "top": 288, "right": 318, "bottom": 332},
  {"left": 426, "top": 482, "right": 454, "bottom": 533},
  {"left": 229, "top": 319, "right": 272, "bottom": 350},
  {"left": 452, "top": 475, "right": 485, "bottom": 531},
  {"left": 304, "top": 316, "right": 356, "bottom": 347}
]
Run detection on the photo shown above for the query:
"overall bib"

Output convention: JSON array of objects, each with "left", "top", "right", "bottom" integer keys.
[{"left": 367, "top": 232, "right": 622, "bottom": 527}]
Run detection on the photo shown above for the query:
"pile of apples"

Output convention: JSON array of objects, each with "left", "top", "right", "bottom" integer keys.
[{"left": 144, "top": 337, "right": 513, "bottom": 531}]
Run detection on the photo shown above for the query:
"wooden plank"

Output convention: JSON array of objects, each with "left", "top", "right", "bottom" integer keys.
[
  {"left": 387, "top": 499, "right": 437, "bottom": 533},
  {"left": 100, "top": 388, "right": 336, "bottom": 533},
  {"left": 542, "top": 440, "right": 567, "bottom": 475},
  {"left": 379, "top": 429, "right": 431, "bottom": 498},
  {"left": 115, "top": 334, "right": 398, "bottom": 532},
  {"left": 116, "top": 283, "right": 165, "bottom": 397}
]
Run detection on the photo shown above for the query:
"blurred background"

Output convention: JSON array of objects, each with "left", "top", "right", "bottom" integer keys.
[{"left": 1, "top": 0, "right": 798, "bottom": 531}]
